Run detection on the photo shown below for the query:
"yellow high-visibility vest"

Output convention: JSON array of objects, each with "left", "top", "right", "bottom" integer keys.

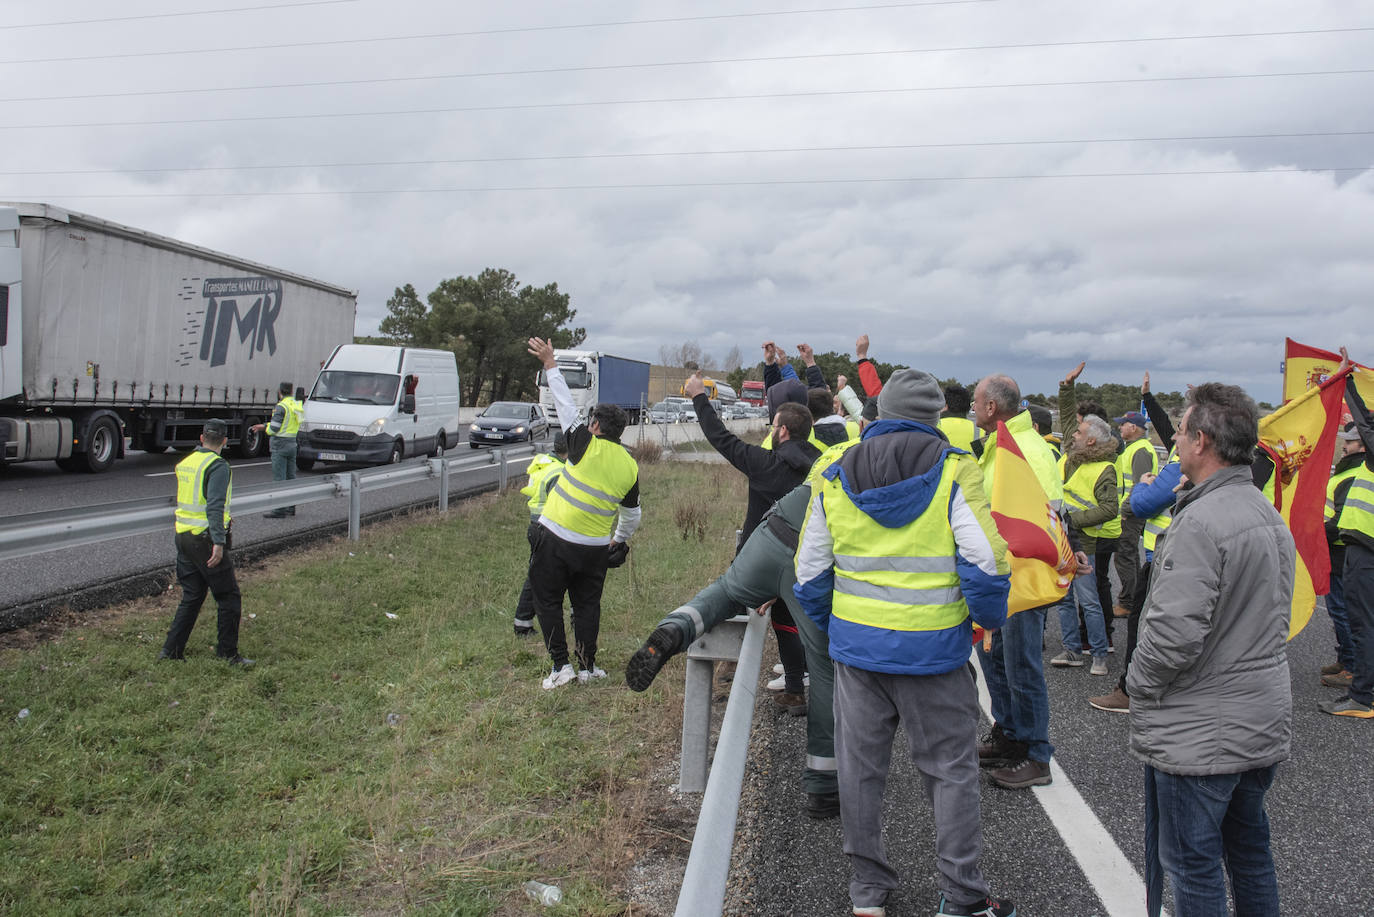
[
  {"left": 174, "top": 450, "right": 232, "bottom": 534},
  {"left": 1063, "top": 460, "right": 1122, "bottom": 539},
  {"left": 819, "top": 455, "right": 967, "bottom": 633},
  {"left": 1117, "top": 437, "right": 1159, "bottom": 503},
  {"left": 273, "top": 396, "right": 304, "bottom": 438},
  {"left": 540, "top": 437, "right": 638, "bottom": 538},
  {"left": 938, "top": 416, "right": 977, "bottom": 453},
  {"left": 1337, "top": 464, "right": 1374, "bottom": 541},
  {"left": 521, "top": 454, "right": 565, "bottom": 518}
]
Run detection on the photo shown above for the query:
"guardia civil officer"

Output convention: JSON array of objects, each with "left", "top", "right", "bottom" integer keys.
[
  {"left": 252, "top": 381, "right": 304, "bottom": 518},
  {"left": 160, "top": 419, "right": 253, "bottom": 666}
]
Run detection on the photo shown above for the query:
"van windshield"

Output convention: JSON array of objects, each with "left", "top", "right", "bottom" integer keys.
[
  {"left": 539, "top": 366, "right": 590, "bottom": 389},
  {"left": 310, "top": 371, "right": 400, "bottom": 405}
]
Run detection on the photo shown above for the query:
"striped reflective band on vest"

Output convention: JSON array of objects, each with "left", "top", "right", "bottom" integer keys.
[
  {"left": 1063, "top": 460, "right": 1122, "bottom": 539},
  {"left": 273, "top": 396, "right": 303, "bottom": 438},
  {"left": 551, "top": 466, "right": 619, "bottom": 515},
  {"left": 1143, "top": 506, "right": 1172, "bottom": 552},
  {"left": 540, "top": 435, "right": 638, "bottom": 538},
  {"left": 174, "top": 450, "right": 231, "bottom": 534},
  {"left": 1337, "top": 466, "right": 1374, "bottom": 539},
  {"left": 1326, "top": 465, "right": 1360, "bottom": 547},
  {"left": 1117, "top": 437, "right": 1158, "bottom": 500}
]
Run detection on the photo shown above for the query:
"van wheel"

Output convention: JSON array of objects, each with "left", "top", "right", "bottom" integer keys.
[
  {"left": 389, "top": 440, "right": 404, "bottom": 464},
  {"left": 296, "top": 456, "right": 315, "bottom": 472},
  {"left": 430, "top": 431, "right": 445, "bottom": 457}
]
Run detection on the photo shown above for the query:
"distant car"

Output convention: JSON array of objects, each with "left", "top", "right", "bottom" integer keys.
[
  {"left": 649, "top": 400, "right": 691, "bottom": 424},
  {"left": 469, "top": 402, "right": 549, "bottom": 447}
]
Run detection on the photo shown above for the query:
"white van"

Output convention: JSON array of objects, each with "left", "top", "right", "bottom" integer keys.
[{"left": 296, "top": 344, "right": 461, "bottom": 468}]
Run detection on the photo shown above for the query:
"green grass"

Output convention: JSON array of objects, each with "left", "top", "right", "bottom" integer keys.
[{"left": 0, "top": 463, "right": 747, "bottom": 916}]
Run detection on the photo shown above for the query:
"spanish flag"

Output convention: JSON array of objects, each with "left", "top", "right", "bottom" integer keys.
[
  {"left": 989, "top": 421, "right": 1076, "bottom": 615},
  {"left": 1283, "top": 338, "right": 1374, "bottom": 405},
  {"left": 1259, "top": 368, "right": 1348, "bottom": 639}
]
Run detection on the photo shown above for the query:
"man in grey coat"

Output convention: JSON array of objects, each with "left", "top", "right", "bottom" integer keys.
[{"left": 1127, "top": 383, "right": 1294, "bottom": 917}]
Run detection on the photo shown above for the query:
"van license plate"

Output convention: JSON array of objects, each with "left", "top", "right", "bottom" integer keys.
[{"left": 319, "top": 452, "right": 346, "bottom": 462}]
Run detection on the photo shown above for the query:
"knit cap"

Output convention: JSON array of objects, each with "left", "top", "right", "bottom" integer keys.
[
  {"left": 765, "top": 378, "right": 808, "bottom": 418},
  {"left": 876, "top": 369, "right": 944, "bottom": 424}
]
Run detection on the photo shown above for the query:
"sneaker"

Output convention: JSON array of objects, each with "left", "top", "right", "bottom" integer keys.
[
  {"left": 577, "top": 666, "right": 607, "bottom": 684},
  {"left": 1319, "top": 695, "right": 1374, "bottom": 718},
  {"left": 774, "top": 692, "right": 807, "bottom": 716},
  {"left": 773, "top": 663, "right": 786, "bottom": 675},
  {"left": 766, "top": 673, "right": 810, "bottom": 691},
  {"left": 1321, "top": 661, "right": 1346, "bottom": 676},
  {"left": 805, "top": 790, "right": 840, "bottom": 819},
  {"left": 1321, "top": 670, "right": 1354, "bottom": 688},
  {"left": 989, "top": 758, "right": 1051, "bottom": 790},
  {"left": 1050, "top": 650, "right": 1086, "bottom": 668},
  {"left": 977, "top": 724, "right": 1025, "bottom": 769},
  {"left": 1090, "top": 657, "right": 1109, "bottom": 676},
  {"left": 937, "top": 895, "right": 1017, "bottom": 917},
  {"left": 625, "top": 624, "right": 684, "bottom": 692},
  {"left": 1107, "top": 644, "right": 1116, "bottom": 655},
  {"left": 513, "top": 621, "right": 535, "bottom": 637},
  {"left": 541, "top": 664, "right": 576, "bottom": 690},
  {"left": 1089, "top": 687, "right": 1130, "bottom": 713},
  {"left": 852, "top": 906, "right": 885, "bottom": 917}
]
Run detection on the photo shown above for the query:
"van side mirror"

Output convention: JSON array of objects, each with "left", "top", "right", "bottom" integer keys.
[{"left": 401, "top": 393, "right": 416, "bottom": 414}]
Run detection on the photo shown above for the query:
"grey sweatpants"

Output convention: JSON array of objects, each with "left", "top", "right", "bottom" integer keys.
[{"left": 833, "top": 661, "right": 989, "bottom": 909}]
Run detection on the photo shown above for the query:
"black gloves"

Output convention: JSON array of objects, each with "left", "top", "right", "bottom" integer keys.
[{"left": 607, "top": 540, "right": 630, "bottom": 568}]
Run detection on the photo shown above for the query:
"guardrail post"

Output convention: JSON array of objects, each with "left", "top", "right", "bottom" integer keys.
[
  {"left": 348, "top": 472, "right": 362, "bottom": 541},
  {"left": 437, "top": 458, "right": 450, "bottom": 511},
  {"left": 680, "top": 658, "right": 714, "bottom": 793},
  {"left": 498, "top": 450, "right": 509, "bottom": 492}
]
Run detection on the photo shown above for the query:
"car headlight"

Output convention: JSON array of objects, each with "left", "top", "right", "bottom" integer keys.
[
  {"left": 514, "top": 426, "right": 525, "bottom": 434},
  {"left": 364, "top": 418, "right": 387, "bottom": 436},
  {"left": 471, "top": 423, "right": 482, "bottom": 432}
]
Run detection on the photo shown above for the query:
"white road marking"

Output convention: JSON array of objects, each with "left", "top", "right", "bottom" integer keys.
[
  {"left": 145, "top": 460, "right": 271, "bottom": 477},
  {"left": 972, "top": 651, "right": 1167, "bottom": 917}
]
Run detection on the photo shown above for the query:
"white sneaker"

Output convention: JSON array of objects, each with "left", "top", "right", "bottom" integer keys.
[
  {"left": 1051, "top": 651, "right": 1087, "bottom": 668},
  {"left": 542, "top": 664, "right": 576, "bottom": 690},
  {"left": 1090, "top": 657, "right": 1109, "bottom": 676},
  {"left": 577, "top": 666, "right": 608, "bottom": 684},
  {"left": 772, "top": 663, "right": 785, "bottom": 675},
  {"left": 766, "top": 673, "right": 810, "bottom": 691}
]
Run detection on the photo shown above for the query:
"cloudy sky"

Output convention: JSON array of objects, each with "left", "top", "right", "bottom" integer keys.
[{"left": 5, "top": 0, "right": 1373, "bottom": 401}]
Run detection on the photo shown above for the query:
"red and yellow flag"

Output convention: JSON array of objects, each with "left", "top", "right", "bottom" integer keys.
[
  {"left": 988, "top": 421, "right": 1076, "bottom": 615},
  {"left": 1259, "top": 368, "right": 1348, "bottom": 639},
  {"left": 1283, "top": 338, "right": 1374, "bottom": 405}
]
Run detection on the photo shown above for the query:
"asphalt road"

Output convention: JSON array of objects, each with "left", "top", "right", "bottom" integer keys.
[{"left": 728, "top": 606, "right": 1373, "bottom": 917}]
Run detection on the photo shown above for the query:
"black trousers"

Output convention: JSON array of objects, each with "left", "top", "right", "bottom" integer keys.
[
  {"left": 1115, "top": 516, "right": 1146, "bottom": 613},
  {"left": 515, "top": 520, "right": 540, "bottom": 625},
  {"left": 1082, "top": 539, "right": 1118, "bottom": 648},
  {"left": 1117, "top": 559, "right": 1154, "bottom": 693},
  {"left": 163, "top": 531, "right": 242, "bottom": 657},
  {"left": 529, "top": 526, "right": 610, "bottom": 670}
]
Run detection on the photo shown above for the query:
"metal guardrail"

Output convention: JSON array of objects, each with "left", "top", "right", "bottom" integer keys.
[
  {"left": 0, "top": 443, "right": 538, "bottom": 562},
  {"left": 674, "top": 609, "right": 769, "bottom": 917}
]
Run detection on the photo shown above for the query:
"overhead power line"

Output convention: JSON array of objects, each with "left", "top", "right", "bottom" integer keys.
[
  {"left": 6, "top": 129, "right": 1372, "bottom": 177},
  {"left": 32, "top": 164, "right": 1372, "bottom": 200},
  {"left": 4, "top": 26, "right": 1372, "bottom": 103},
  {"left": 10, "top": 67, "right": 1374, "bottom": 130},
  {"left": 0, "top": 0, "right": 361, "bottom": 30},
  {"left": 0, "top": 0, "right": 996, "bottom": 65}
]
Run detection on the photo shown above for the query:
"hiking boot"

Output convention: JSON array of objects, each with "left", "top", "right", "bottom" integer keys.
[
  {"left": 766, "top": 672, "right": 809, "bottom": 691},
  {"left": 1319, "top": 695, "right": 1374, "bottom": 718},
  {"left": 513, "top": 621, "right": 536, "bottom": 637},
  {"left": 1051, "top": 650, "right": 1086, "bottom": 667},
  {"left": 577, "top": 666, "right": 607, "bottom": 684},
  {"left": 774, "top": 692, "right": 807, "bottom": 716},
  {"left": 1112, "top": 604, "right": 1132, "bottom": 618},
  {"left": 1321, "top": 661, "right": 1346, "bottom": 676},
  {"left": 625, "top": 624, "right": 684, "bottom": 692},
  {"left": 989, "top": 758, "right": 1051, "bottom": 790},
  {"left": 1089, "top": 687, "right": 1130, "bottom": 713},
  {"left": 937, "top": 895, "right": 1018, "bottom": 917},
  {"left": 977, "top": 724, "right": 1024, "bottom": 769},
  {"left": 805, "top": 791, "right": 840, "bottom": 819},
  {"left": 1321, "top": 670, "right": 1354, "bottom": 688},
  {"left": 1090, "top": 657, "right": 1109, "bottom": 676},
  {"left": 541, "top": 664, "right": 576, "bottom": 690}
]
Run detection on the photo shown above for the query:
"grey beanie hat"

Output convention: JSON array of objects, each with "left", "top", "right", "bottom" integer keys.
[{"left": 876, "top": 369, "right": 945, "bottom": 424}]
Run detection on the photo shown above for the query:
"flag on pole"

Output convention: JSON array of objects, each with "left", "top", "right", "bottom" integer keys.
[
  {"left": 1259, "top": 368, "right": 1348, "bottom": 639},
  {"left": 1282, "top": 338, "right": 1374, "bottom": 405},
  {"left": 988, "top": 421, "right": 1076, "bottom": 615}
]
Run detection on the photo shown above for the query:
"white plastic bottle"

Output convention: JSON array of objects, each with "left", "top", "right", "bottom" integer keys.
[{"left": 522, "top": 880, "right": 562, "bottom": 906}]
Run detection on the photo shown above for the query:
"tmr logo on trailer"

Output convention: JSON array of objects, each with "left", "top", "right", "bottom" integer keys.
[{"left": 188, "top": 277, "right": 283, "bottom": 368}]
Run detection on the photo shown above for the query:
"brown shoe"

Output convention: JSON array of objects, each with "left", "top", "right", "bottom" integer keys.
[
  {"left": 1321, "top": 670, "right": 1354, "bottom": 688},
  {"left": 989, "top": 757, "right": 1051, "bottom": 789},
  {"left": 1088, "top": 687, "right": 1130, "bottom": 713},
  {"left": 1321, "top": 661, "right": 1346, "bottom": 676},
  {"left": 1112, "top": 604, "right": 1132, "bottom": 618},
  {"left": 774, "top": 692, "right": 807, "bottom": 716}
]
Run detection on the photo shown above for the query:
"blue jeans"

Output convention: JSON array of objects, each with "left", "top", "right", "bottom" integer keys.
[
  {"left": 1326, "top": 568, "right": 1356, "bottom": 672},
  {"left": 976, "top": 602, "right": 1053, "bottom": 763},
  {"left": 1144, "top": 764, "right": 1280, "bottom": 917},
  {"left": 1056, "top": 570, "right": 1108, "bottom": 658}
]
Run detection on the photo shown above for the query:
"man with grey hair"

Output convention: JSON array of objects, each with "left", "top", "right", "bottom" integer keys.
[
  {"left": 1128, "top": 382, "right": 1293, "bottom": 916},
  {"left": 1052, "top": 414, "right": 1120, "bottom": 675}
]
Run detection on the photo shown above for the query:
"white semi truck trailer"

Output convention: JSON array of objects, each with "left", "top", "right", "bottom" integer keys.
[{"left": 0, "top": 203, "right": 356, "bottom": 472}]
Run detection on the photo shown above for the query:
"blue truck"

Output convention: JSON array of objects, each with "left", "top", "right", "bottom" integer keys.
[{"left": 536, "top": 350, "right": 651, "bottom": 427}]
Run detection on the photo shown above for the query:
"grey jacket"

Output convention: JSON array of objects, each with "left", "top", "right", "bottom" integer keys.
[{"left": 1126, "top": 464, "right": 1295, "bottom": 775}]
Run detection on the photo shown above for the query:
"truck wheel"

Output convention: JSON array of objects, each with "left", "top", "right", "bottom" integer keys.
[
  {"left": 296, "top": 456, "right": 315, "bottom": 472},
  {"left": 389, "top": 440, "right": 404, "bottom": 464},
  {"left": 235, "top": 418, "right": 265, "bottom": 458},
  {"left": 76, "top": 416, "right": 121, "bottom": 473}
]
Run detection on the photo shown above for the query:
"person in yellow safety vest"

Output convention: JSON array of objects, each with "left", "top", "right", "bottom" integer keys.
[
  {"left": 938, "top": 382, "right": 980, "bottom": 454},
  {"left": 1319, "top": 423, "right": 1366, "bottom": 686},
  {"left": 793, "top": 368, "right": 1018, "bottom": 917},
  {"left": 1051, "top": 415, "right": 1121, "bottom": 675},
  {"left": 1324, "top": 347, "right": 1374, "bottom": 717},
  {"left": 1026, "top": 404, "right": 1061, "bottom": 460},
  {"left": 160, "top": 419, "right": 252, "bottom": 666},
  {"left": 527, "top": 337, "right": 642, "bottom": 690},
  {"left": 513, "top": 432, "right": 568, "bottom": 636},
  {"left": 253, "top": 381, "right": 305, "bottom": 519},
  {"left": 1111, "top": 411, "right": 1160, "bottom": 618},
  {"left": 809, "top": 387, "right": 852, "bottom": 446},
  {"left": 970, "top": 374, "right": 1069, "bottom": 790}
]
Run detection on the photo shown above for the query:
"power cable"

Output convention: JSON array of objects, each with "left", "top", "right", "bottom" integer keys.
[
  {"left": 33, "top": 164, "right": 1372, "bottom": 199},
  {"left": 0, "top": 0, "right": 996, "bottom": 65},
  {"left": 6, "top": 129, "right": 1372, "bottom": 176},
  {"left": 10, "top": 67, "right": 1374, "bottom": 130},
  {"left": 4, "top": 26, "right": 1371, "bottom": 103},
  {"left": 0, "top": 0, "right": 362, "bottom": 30}
]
